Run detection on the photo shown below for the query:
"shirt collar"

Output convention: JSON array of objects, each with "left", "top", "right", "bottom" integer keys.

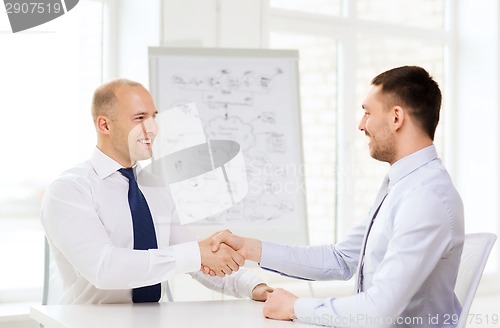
[
  {"left": 388, "top": 145, "right": 438, "bottom": 189},
  {"left": 90, "top": 147, "right": 125, "bottom": 180}
]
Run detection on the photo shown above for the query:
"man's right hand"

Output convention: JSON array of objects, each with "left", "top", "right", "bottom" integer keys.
[{"left": 198, "top": 234, "right": 245, "bottom": 277}]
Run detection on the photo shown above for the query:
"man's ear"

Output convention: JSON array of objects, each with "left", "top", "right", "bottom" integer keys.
[
  {"left": 392, "top": 106, "right": 405, "bottom": 130},
  {"left": 96, "top": 116, "right": 111, "bottom": 134}
]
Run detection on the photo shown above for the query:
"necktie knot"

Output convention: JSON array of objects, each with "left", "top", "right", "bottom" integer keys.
[{"left": 119, "top": 167, "right": 136, "bottom": 182}]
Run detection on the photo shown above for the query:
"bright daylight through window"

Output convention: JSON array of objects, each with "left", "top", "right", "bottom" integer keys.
[{"left": 0, "top": 0, "right": 102, "bottom": 301}]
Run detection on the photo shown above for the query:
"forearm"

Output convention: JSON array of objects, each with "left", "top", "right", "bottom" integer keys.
[
  {"left": 240, "top": 237, "right": 262, "bottom": 262},
  {"left": 259, "top": 241, "right": 356, "bottom": 281},
  {"left": 57, "top": 241, "right": 200, "bottom": 290},
  {"left": 190, "top": 268, "right": 265, "bottom": 299}
]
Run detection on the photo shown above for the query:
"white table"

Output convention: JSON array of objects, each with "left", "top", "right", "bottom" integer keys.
[{"left": 31, "top": 300, "right": 315, "bottom": 328}]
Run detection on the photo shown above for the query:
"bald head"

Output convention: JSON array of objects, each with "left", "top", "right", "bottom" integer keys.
[{"left": 91, "top": 78, "right": 144, "bottom": 125}]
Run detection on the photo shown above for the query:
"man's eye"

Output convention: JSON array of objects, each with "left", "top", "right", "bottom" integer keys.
[{"left": 136, "top": 116, "right": 144, "bottom": 120}]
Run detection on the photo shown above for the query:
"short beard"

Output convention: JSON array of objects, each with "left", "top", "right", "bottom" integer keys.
[{"left": 370, "top": 131, "right": 396, "bottom": 164}]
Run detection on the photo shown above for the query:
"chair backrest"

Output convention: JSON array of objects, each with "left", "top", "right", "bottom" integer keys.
[
  {"left": 42, "top": 237, "right": 50, "bottom": 306},
  {"left": 455, "top": 233, "right": 497, "bottom": 328}
]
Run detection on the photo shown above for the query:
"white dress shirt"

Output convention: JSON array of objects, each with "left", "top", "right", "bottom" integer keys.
[
  {"left": 260, "top": 145, "right": 464, "bottom": 327},
  {"left": 41, "top": 147, "right": 264, "bottom": 304}
]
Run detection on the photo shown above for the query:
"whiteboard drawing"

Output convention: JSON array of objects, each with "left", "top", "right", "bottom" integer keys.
[
  {"left": 149, "top": 49, "right": 306, "bottom": 233},
  {"left": 170, "top": 68, "right": 283, "bottom": 110},
  {"left": 143, "top": 103, "right": 248, "bottom": 225}
]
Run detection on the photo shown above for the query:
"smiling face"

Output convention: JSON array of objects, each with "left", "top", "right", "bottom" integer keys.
[
  {"left": 97, "top": 84, "right": 159, "bottom": 167},
  {"left": 358, "top": 85, "right": 397, "bottom": 164}
]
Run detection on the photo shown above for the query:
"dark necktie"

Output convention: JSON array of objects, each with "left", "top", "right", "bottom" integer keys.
[
  {"left": 356, "top": 176, "right": 390, "bottom": 293},
  {"left": 119, "top": 167, "right": 161, "bottom": 303}
]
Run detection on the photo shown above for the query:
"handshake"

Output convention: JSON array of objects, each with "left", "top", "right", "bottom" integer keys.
[
  {"left": 198, "top": 230, "right": 275, "bottom": 303},
  {"left": 197, "top": 230, "right": 299, "bottom": 319},
  {"left": 197, "top": 230, "right": 262, "bottom": 277}
]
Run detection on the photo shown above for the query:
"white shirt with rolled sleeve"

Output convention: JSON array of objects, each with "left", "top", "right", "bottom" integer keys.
[
  {"left": 41, "top": 147, "right": 264, "bottom": 304},
  {"left": 260, "top": 145, "right": 464, "bottom": 327}
]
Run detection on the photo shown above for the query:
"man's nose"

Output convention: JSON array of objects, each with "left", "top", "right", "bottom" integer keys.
[
  {"left": 142, "top": 117, "right": 158, "bottom": 136},
  {"left": 358, "top": 117, "right": 365, "bottom": 131}
]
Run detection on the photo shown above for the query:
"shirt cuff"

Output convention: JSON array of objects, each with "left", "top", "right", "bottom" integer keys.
[
  {"left": 172, "top": 241, "right": 201, "bottom": 274},
  {"left": 294, "top": 297, "right": 328, "bottom": 325},
  {"left": 260, "top": 241, "right": 286, "bottom": 268},
  {"left": 237, "top": 271, "right": 266, "bottom": 298}
]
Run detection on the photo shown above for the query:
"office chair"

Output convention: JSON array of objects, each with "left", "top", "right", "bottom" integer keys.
[
  {"left": 38, "top": 237, "right": 50, "bottom": 328},
  {"left": 42, "top": 237, "right": 50, "bottom": 306},
  {"left": 455, "top": 233, "right": 497, "bottom": 328}
]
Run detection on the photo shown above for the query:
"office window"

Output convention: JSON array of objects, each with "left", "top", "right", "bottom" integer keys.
[
  {"left": 357, "top": 0, "right": 445, "bottom": 29},
  {"left": 269, "top": 1, "right": 447, "bottom": 244},
  {"left": 270, "top": 32, "right": 337, "bottom": 245},
  {"left": 270, "top": 0, "right": 341, "bottom": 16},
  {"left": 0, "top": 1, "right": 102, "bottom": 301}
]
